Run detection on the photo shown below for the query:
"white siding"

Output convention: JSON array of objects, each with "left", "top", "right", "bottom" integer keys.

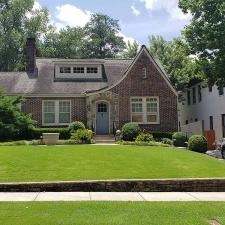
[{"left": 178, "top": 83, "right": 225, "bottom": 139}]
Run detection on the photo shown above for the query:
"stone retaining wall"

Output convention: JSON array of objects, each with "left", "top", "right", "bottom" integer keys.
[{"left": 0, "top": 178, "right": 225, "bottom": 192}]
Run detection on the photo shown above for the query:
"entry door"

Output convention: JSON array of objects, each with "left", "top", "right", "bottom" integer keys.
[
  {"left": 96, "top": 102, "right": 109, "bottom": 135},
  {"left": 222, "top": 114, "right": 225, "bottom": 137}
]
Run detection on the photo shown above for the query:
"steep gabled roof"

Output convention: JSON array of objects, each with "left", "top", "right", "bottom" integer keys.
[
  {"left": 0, "top": 46, "right": 177, "bottom": 96},
  {"left": 87, "top": 45, "right": 177, "bottom": 96}
]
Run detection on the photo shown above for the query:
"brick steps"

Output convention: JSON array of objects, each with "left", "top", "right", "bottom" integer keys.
[{"left": 94, "top": 135, "right": 115, "bottom": 143}]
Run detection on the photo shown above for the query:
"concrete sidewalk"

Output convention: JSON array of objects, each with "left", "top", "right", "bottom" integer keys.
[{"left": 0, "top": 192, "right": 225, "bottom": 202}]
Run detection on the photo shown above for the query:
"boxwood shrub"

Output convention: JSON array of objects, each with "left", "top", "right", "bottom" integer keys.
[
  {"left": 172, "top": 132, "right": 188, "bottom": 147},
  {"left": 68, "top": 121, "right": 85, "bottom": 133},
  {"left": 188, "top": 135, "right": 208, "bottom": 153},
  {"left": 122, "top": 123, "right": 141, "bottom": 141},
  {"left": 31, "top": 128, "right": 71, "bottom": 140}
]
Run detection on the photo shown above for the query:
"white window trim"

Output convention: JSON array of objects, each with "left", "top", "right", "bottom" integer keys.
[
  {"left": 130, "top": 96, "right": 160, "bottom": 124},
  {"left": 42, "top": 100, "right": 71, "bottom": 126},
  {"left": 58, "top": 65, "right": 101, "bottom": 76}
]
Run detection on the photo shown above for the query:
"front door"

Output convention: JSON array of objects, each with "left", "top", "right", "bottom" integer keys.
[
  {"left": 222, "top": 114, "right": 225, "bottom": 137},
  {"left": 96, "top": 102, "right": 109, "bottom": 135}
]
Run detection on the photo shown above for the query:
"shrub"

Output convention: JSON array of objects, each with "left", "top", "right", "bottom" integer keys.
[
  {"left": 71, "top": 129, "right": 93, "bottom": 144},
  {"left": 135, "top": 133, "right": 154, "bottom": 143},
  {"left": 161, "top": 138, "right": 173, "bottom": 146},
  {"left": 151, "top": 132, "right": 174, "bottom": 141},
  {"left": 0, "top": 92, "right": 36, "bottom": 141},
  {"left": 31, "top": 128, "right": 70, "bottom": 140},
  {"left": 188, "top": 135, "right": 208, "bottom": 153},
  {"left": 172, "top": 132, "right": 188, "bottom": 147},
  {"left": 68, "top": 121, "right": 85, "bottom": 133},
  {"left": 122, "top": 123, "right": 141, "bottom": 141}
]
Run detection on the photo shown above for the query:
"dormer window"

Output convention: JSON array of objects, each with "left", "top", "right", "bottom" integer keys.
[
  {"left": 73, "top": 67, "right": 84, "bottom": 73},
  {"left": 55, "top": 64, "right": 102, "bottom": 79},
  {"left": 60, "top": 67, "right": 71, "bottom": 73},
  {"left": 87, "top": 67, "right": 98, "bottom": 74}
]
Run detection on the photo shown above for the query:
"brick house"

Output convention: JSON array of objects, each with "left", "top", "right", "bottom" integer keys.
[{"left": 0, "top": 38, "right": 178, "bottom": 135}]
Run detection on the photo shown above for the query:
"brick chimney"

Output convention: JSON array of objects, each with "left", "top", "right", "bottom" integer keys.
[{"left": 26, "top": 38, "right": 37, "bottom": 73}]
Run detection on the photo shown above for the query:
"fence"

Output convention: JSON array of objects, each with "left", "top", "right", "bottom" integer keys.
[{"left": 180, "top": 121, "right": 203, "bottom": 138}]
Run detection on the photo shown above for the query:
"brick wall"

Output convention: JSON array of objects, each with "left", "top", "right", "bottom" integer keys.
[
  {"left": 110, "top": 50, "right": 178, "bottom": 132},
  {"left": 22, "top": 97, "right": 86, "bottom": 127}
]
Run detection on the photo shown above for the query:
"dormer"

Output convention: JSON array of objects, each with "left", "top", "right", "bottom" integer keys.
[{"left": 54, "top": 60, "right": 106, "bottom": 81}]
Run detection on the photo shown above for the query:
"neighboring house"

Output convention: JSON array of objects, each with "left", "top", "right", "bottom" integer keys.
[
  {"left": 0, "top": 38, "right": 178, "bottom": 135},
  {"left": 178, "top": 82, "right": 225, "bottom": 140}
]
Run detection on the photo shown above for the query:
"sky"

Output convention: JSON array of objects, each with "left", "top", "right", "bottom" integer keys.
[{"left": 35, "top": 0, "right": 191, "bottom": 45}]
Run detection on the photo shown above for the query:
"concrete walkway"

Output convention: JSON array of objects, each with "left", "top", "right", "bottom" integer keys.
[{"left": 0, "top": 192, "right": 225, "bottom": 202}]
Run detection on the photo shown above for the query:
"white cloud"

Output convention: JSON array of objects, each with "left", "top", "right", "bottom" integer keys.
[
  {"left": 131, "top": 4, "right": 141, "bottom": 16},
  {"left": 33, "top": 1, "right": 42, "bottom": 10},
  {"left": 26, "top": 1, "right": 42, "bottom": 19},
  {"left": 118, "top": 32, "right": 137, "bottom": 45},
  {"left": 55, "top": 4, "right": 92, "bottom": 29},
  {"left": 139, "top": 0, "right": 191, "bottom": 20}
]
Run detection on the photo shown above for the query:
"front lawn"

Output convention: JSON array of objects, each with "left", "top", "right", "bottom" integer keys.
[
  {"left": 0, "top": 202, "right": 225, "bottom": 225},
  {"left": 0, "top": 145, "right": 225, "bottom": 182}
]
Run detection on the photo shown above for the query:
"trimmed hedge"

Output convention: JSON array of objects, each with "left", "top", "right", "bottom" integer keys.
[
  {"left": 188, "top": 135, "right": 208, "bottom": 153},
  {"left": 31, "top": 128, "right": 71, "bottom": 140},
  {"left": 151, "top": 132, "right": 174, "bottom": 141}
]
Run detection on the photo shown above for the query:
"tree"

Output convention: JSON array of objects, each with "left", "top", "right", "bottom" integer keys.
[
  {"left": 0, "top": 91, "right": 35, "bottom": 141},
  {"left": 179, "top": 0, "right": 225, "bottom": 87},
  {"left": 40, "top": 26, "right": 86, "bottom": 59},
  {"left": 0, "top": 0, "right": 50, "bottom": 71},
  {"left": 84, "top": 13, "right": 126, "bottom": 58},
  {"left": 122, "top": 41, "right": 139, "bottom": 59},
  {"left": 148, "top": 35, "right": 202, "bottom": 90}
]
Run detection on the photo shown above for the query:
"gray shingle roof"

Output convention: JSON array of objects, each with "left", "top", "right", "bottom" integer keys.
[{"left": 0, "top": 58, "right": 133, "bottom": 95}]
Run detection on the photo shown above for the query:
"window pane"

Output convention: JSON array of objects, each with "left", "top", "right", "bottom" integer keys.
[
  {"left": 59, "top": 102, "right": 70, "bottom": 123},
  {"left": 147, "top": 115, "right": 157, "bottom": 122},
  {"left": 73, "top": 67, "right": 84, "bottom": 73},
  {"left": 147, "top": 103, "right": 158, "bottom": 113},
  {"left": 98, "top": 103, "right": 107, "bottom": 112},
  {"left": 44, "top": 102, "right": 55, "bottom": 112},
  {"left": 60, "top": 67, "right": 71, "bottom": 73},
  {"left": 59, "top": 113, "right": 70, "bottom": 123},
  {"left": 131, "top": 103, "right": 143, "bottom": 113},
  {"left": 87, "top": 67, "right": 98, "bottom": 74},
  {"left": 146, "top": 98, "right": 157, "bottom": 102},
  {"left": 193, "top": 87, "right": 196, "bottom": 104},
  {"left": 132, "top": 114, "right": 143, "bottom": 122},
  {"left": 44, "top": 113, "right": 55, "bottom": 124},
  {"left": 59, "top": 102, "right": 70, "bottom": 113}
]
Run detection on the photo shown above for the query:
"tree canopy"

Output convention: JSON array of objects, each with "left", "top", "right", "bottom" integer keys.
[
  {"left": 0, "top": 0, "right": 49, "bottom": 71},
  {"left": 121, "top": 41, "right": 139, "bottom": 59},
  {"left": 83, "top": 13, "right": 126, "bottom": 58},
  {"left": 148, "top": 35, "right": 202, "bottom": 90},
  {"left": 179, "top": 0, "right": 225, "bottom": 87}
]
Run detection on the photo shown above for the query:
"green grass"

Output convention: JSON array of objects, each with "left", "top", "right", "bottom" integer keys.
[
  {"left": 0, "top": 202, "right": 225, "bottom": 225},
  {"left": 0, "top": 145, "right": 225, "bottom": 182}
]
